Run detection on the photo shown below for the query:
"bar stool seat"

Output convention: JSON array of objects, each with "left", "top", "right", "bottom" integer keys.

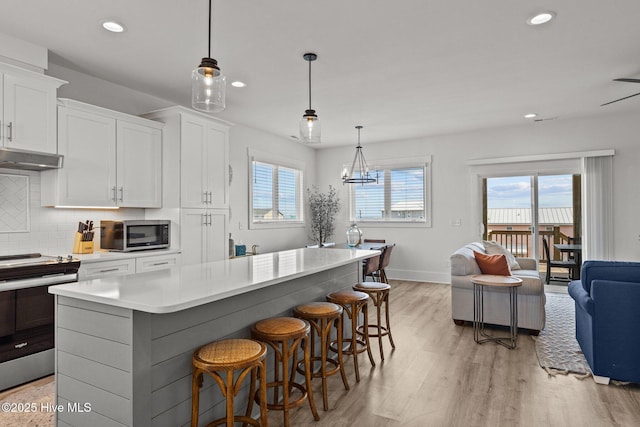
[
  {"left": 294, "top": 302, "right": 349, "bottom": 411},
  {"left": 251, "top": 317, "right": 319, "bottom": 427},
  {"left": 353, "top": 281, "right": 396, "bottom": 361},
  {"left": 191, "top": 338, "right": 267, "bottom": 427},
  {"left": 326, "top": 290, "right": 375, "bottom": 382}
]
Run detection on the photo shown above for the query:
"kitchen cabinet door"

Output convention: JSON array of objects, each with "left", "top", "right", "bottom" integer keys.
[
  {"left": 180, "top": 116, "right": 209, "bottom": 208},
  {"left": 117, "top": 120, "right": 162, "bottom": 208},
  {"left": 1, "top": 70, "right": 63, "bottom": 153},
  {"left": 180, "top": 115, "right": 229, "bottom": 208},
  {"left": 180, "top": 209, "right": 228, "bottom": 266},
  {"left": 45, "top": 106, "right": 117, "bottom": 207}
]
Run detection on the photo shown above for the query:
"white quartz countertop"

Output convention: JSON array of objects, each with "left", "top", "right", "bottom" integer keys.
[{"left": 50, "top": 248, "right": 378, "bottom": 314}]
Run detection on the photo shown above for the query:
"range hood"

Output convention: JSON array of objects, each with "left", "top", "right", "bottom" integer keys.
[{"left": 0, "top": 147, "right": 63, "bottom": 171}]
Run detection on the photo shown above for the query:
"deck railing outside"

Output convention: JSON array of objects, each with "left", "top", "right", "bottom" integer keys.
[{"left": 487, "top": 226, "right": 571, "bottom": 262}]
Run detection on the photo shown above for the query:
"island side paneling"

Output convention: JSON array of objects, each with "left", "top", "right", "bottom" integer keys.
[{"left": 55, "top": 262, "right": 358, "bottom": 427}]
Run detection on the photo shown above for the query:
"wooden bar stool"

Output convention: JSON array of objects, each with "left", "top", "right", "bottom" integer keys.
[
  {"left": 251, "top": 317, "right": 320, "bottom": 427},
  {"left": 326, "top": 290, "right": 375, "bottom": 382},
  {"left": 353, "top": 282, "right": 396, "bottom": 361},
  {"left": 293, "top": 302, "right": 349, "bottom": 411},
  {"left": 191, "top": 338, "right": 268, "bottom": 427}
]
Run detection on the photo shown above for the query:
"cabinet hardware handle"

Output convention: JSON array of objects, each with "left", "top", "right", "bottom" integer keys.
[
  {"left": 15, "top": 342, "right": 28, "bottom": 349},
  {"left": 203, "top": 191, "right": 208, "bottom": 204},
  {"left": 112, "top": 186, "right": 117, "bottom": 202},
  {"left": 229, "top": 164, "right": 233, "bottom": 185},
  {"left": 99, "top": 268, "right": 120, "bottom": 273},
  {"left": 7, "top": 122, "right": 13, "bottom": 142},
  {"left": 151, "top": 261, "right": 169, "bottom": 266},
  {"left": 119, "top": 187, "right": 124, "bottom": 201},
  {"left": 202, "top": 214, "right": 207, "bottom": 226},
  {"left": 208, "top": 213, "right": 212, "bottom": 226}
]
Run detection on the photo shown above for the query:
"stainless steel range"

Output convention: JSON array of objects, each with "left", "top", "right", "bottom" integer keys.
[{"left": 0, "top": 253, "right": 80, "bottom": 391}]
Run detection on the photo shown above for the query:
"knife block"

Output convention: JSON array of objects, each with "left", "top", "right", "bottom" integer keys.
[{"left": 73, "top": 232, "right": 94, "bottom": 254}]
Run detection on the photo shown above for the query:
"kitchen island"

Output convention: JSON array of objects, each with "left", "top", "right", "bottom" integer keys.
[{"left": 49, "top": 247, "right": 378, "bottom": 427}]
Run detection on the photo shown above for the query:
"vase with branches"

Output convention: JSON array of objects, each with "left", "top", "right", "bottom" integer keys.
[{"left": 307, "top": 185, "right": 340, "bottom": 245}]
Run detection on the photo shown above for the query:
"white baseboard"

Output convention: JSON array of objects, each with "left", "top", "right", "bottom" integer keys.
[{"left": 386, "top": 268, "right": 450, "bottom": 284}]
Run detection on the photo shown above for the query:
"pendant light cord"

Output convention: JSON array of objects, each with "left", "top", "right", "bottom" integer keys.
[
  {"left": 208, "top": 0, "right": 212, "bottom": 58},
  {"left": 308, "top": 58, "right": 312, "bottom": 110}
]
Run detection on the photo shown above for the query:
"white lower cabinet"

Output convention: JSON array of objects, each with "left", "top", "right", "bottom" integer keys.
[
  {"left": 79, "top": 252, "right": 181, "bottom": 280},
  {"left": 135, "top": 253, "right": 181, "bottom": 273},
  {"left": 181, "top": 209, "right": 228, "bottom": 266},
  {"left": 79, "top": 258, "right": 136, "bottom": 281}
]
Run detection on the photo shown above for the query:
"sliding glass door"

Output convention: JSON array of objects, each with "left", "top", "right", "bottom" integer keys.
[{"left": 483, "top": 174, "right": 581, "bottom": 266}]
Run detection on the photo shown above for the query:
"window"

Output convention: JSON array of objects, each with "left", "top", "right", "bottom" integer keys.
[
  {"left": 250, "top": 151, "right": 304, "bottom": 228},
  {"left": 349, "top": 157, "right": 431, "bottom": 226}
]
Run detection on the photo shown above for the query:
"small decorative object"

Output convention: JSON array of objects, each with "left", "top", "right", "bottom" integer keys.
[
  {"left": 346, "top": 223, "right": 362, "bottom": 247},
  {"left": 235, "top": 244, "right": 246, "bottom": 257},
  {"left": 307, "top": 185, "right": 340, "bottom": 245}
]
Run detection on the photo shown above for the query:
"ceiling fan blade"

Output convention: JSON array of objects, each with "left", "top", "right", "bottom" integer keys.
[
  {"left": 601, "top": 91, "right": 640, "bottom": 106},
  {"left": 613, "top": 78, "right": 640, "bottom": 83}
]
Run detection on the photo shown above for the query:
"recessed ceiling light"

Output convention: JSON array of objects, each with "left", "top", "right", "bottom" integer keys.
[
  {"left": 231, "top": 81, "right": 246, "bottom": 88},
  {"left": 527, "top": 12, "right": 555, "bottom": 26},
  {"left": 524, "top": 113, "right": 538, "bottom": 119},
  {"left": 101, "top": 20, "right": 126, "bottom": 33}
]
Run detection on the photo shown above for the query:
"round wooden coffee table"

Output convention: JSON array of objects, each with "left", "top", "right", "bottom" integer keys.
[{"left": 470, "top": 274, "right": 523, "bottom": 349}]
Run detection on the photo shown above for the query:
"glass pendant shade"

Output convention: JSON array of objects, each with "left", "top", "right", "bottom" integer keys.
[
  {"left": 191, "top": 0, "right": 226, "bottom": 113},
  {"left": 192, "top": 57, "right": 226, "bottom": 113},
  {"left": 300, "top": 109, "right": 321, "bottom": 143}
]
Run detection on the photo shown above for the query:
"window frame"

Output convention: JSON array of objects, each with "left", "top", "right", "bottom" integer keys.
[
  {"left": 347, "top": 156, "right": 432, "bottom": 227},
  {"left": 248, "top": 149, "right": 305, "bottom": 230}
]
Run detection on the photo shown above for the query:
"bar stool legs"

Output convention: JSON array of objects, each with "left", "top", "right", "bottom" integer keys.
[
  {"left": 294, "top": 302, "right": 349, "bottom": 411},
  {"left": 353, "top": 282, "right": 396, "bottom": 361},
  {"left": 191, "top": 338, "right": 267, "bottom": 427},
  {"left": 326, "top": 290, "right": 375, "bottom": 382},
  {"left": 251, "top": 317, "right": 319, "bottom": 427}
]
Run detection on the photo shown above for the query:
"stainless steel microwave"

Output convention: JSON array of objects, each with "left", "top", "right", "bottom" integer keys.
[{"left": 100, "top": 220, "right": 170, "bottom": 252}]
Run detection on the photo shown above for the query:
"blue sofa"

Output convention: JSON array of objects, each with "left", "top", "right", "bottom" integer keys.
[{"left": 568, "top": 260, "right": 640, "bottom": 384}]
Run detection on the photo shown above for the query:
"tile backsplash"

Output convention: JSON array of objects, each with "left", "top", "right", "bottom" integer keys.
[{"left": 0, "top": 169, "right": 144, "bottom": 256}]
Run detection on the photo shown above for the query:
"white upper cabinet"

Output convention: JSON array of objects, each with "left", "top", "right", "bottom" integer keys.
[
  {"left": 180, "top": 115, "right": 229, "bottom": 208},
  {"left": 0, "top": 64, "right": 65, "bottom": 153},
  {"left": 142, "top": 107, "right": 230, "bottom": 209},
  {"left": 41, "top": 99, "right": 163, "bottom": 208}
]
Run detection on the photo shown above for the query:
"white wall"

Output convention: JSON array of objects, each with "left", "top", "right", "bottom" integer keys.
[
  {"left": 316, "top": 110, "right": 640, "bottom": 283},
  {"left": 227, "top": 125, "right": 317, "bottom": 254}
]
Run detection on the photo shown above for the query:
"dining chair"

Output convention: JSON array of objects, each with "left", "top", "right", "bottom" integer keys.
[
  {"left": 362, "top": 254, "right": 381, "bottom": 282},
  {"left": 542, "top": 237, "right": 577, "bottom": 284},
  {"left": 363, "top": 239, "right": 386, "bottom": 244}
]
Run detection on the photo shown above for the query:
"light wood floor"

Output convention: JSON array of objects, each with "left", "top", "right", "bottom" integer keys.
[
  {"left": 2, "top": 281, "right": 639, "bottom": 426},
  {"left": 275, "top": 280, "right": 640, "bottom": 427}
]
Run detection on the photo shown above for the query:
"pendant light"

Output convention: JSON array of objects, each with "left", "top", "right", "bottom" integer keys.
[
  {"left": 299, "top": 53, "right": 321, "bottom": 143},
  {"left": 192, "top": 0, "right": 226, "bottom": 113},
  {"left": 341, "top": 126, "right": 378, "bottom": 184}
]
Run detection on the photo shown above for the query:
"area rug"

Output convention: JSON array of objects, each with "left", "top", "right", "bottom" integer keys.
[
  {"left": 534, "top": 292, "right": 591, "bottom": 378},
  {"left": 0, "top": 380, "right": 54, "bottom": 426}
]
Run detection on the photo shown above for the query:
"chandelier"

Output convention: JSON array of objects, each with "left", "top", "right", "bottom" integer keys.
[{"left": 341, "top": 126, "right": 378, "bottom": 184}]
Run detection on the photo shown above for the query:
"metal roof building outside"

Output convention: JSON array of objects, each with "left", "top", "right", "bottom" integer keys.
[{"left": 487, "top": 207, "right": 573, "bottom": 225}]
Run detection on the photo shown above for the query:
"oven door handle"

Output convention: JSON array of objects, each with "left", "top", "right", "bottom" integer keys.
[{"left": 0, "top": 273, "right": 78, "bottom": 291}]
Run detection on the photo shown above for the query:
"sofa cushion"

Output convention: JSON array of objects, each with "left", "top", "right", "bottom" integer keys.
[
  {"left": 474, "top": 251, "right": 511, "bottom": 276},
  {"left": 483, "top": 240, "right": 521, "bottom": 270}
]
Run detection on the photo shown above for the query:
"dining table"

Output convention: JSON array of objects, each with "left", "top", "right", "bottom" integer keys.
[{"left": 553, "top": 243, "right": 582, "bottom": 279}]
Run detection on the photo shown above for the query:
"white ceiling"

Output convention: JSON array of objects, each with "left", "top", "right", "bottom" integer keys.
[{"left": 3, "top": 0, "right": 640, "bottom": 147}]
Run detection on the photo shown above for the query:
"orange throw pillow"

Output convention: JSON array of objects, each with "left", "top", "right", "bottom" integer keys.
[{"left": 473, "top": 251, "right": 512, "bottom": 276}]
